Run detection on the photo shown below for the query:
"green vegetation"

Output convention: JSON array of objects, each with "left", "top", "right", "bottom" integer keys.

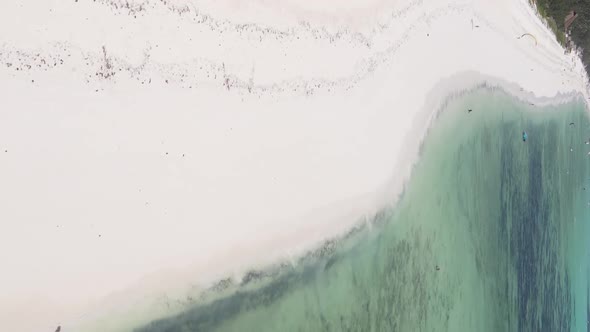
[
  {"left": 531, "top": 0, "right": 590, "bottom": 70},
  {"left": 533, "top": 1, "right": 568, "bottom": 46}
]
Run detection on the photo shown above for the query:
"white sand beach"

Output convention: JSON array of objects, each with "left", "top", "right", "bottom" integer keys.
[{"left": 0, "top": 0, "right": 588, "bottom": 330}]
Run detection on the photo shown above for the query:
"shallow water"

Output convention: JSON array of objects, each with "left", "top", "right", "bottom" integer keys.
[{"left": 136, "top": 89, "right": 590, "bottom": 332}]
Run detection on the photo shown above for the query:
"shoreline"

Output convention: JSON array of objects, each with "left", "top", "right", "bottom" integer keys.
[
  {"left": 1, "top": 0, "right": 589, "bottom": 331},
  {"left": 80, "top": 80, "right": 589, "bottom": 332},
  {"left": 48, "top": 75, "right": 590, "bottom": 332}
]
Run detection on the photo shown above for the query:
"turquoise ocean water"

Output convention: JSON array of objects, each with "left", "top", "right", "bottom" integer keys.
[{"left": 136, "top": 88, "right": 590, "bottom": 332}]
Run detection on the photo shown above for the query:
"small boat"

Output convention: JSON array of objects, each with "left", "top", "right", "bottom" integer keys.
[{"left": 522, "top": 131, "right": 528, "bottom": 142}]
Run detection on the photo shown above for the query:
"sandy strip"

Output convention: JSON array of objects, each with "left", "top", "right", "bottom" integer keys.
[{"left": 0, "top": 0, "right": 587, "bottom": 330}]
